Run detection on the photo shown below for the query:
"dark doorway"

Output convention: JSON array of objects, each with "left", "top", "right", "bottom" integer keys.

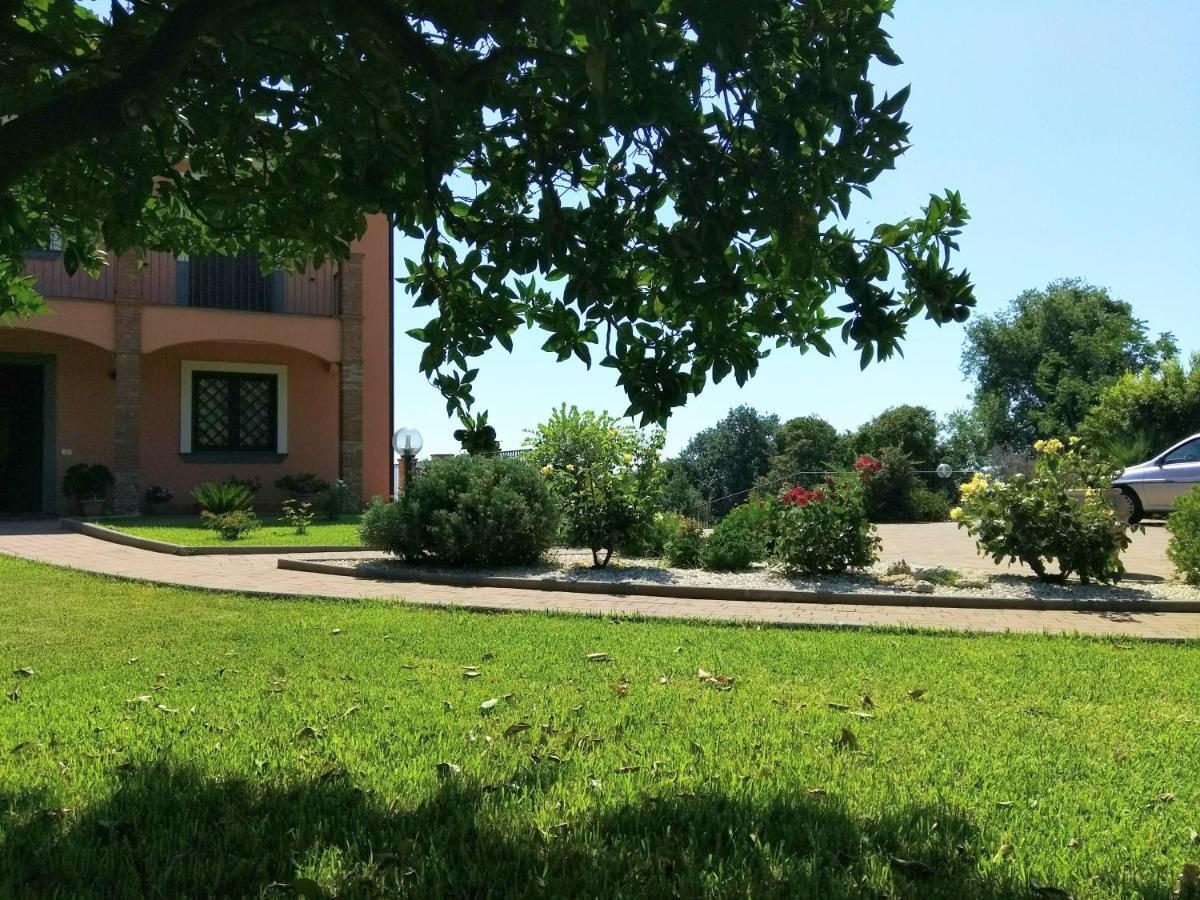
[{"left": 0, "top": 363, "right": 46, "bottom": 514}]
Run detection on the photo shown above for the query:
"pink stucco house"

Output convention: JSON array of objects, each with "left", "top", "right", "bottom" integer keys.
[{"left": 0, "top": 215, "right": 393, "bottom": 515}]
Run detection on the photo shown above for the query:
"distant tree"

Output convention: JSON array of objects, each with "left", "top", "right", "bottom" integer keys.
[
  {"left": 940, "top": 407, "right": 991, "bottom": 470},
  {"left": 765, "top": 415, "right": 842, "bottom": 486},
  {"left": 680, "top": 406, "right": 779, "bottom": 502},
  {"left": 1080, "top": 355, "right": 1200, "bottom": 465},
  {"left": 659, "top": 459, "right": 706, "bottom": 516},
  {"left": 962, "top": 279, "right": 1176, "bottom": 449},
  {"left": 850, "top": 405, "right": 940, "bottom": 466}
]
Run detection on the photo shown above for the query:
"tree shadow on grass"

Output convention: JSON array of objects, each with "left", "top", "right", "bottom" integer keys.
[{"left": 2, "top": 764, "right": 1059, "bottom": 898}]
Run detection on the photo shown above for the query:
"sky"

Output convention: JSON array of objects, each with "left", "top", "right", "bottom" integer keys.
[{"left": 392, "top": 0, "right": 1200, "bottom": 457}]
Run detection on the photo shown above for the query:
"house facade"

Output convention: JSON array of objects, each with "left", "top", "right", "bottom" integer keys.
[{"left": 0, "top": 214, "right": 393, "bottom": 515}]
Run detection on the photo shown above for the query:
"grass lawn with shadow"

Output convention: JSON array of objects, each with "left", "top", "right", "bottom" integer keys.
[
  {"left": 92, "top": 514, "right": 363, "bottom": 547},
  {"left": 1, "top": 554, "right": 1197, "bottom": 898}
]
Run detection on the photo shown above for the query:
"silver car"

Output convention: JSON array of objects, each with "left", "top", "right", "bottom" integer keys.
[{"left": 1114, "top": 433, "right": 1200, "bottom": 521}]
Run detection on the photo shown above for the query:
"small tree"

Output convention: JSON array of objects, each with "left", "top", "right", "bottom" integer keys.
[{"left": 527, "top": 405, "right": 664, "bottom": 568}]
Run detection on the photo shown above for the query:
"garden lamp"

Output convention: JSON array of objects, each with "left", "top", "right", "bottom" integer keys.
[{"left": 393, "top": 426, "right": 423, "bottom": 495}]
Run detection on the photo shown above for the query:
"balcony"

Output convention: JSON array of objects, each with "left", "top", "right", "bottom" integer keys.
[{"left": 23, "top": 249, "right": 341, "bottom": 317}]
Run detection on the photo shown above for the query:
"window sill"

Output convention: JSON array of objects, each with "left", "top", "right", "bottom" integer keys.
[{"left": 179, "top": 452, "right": 287, "bottom": 464}]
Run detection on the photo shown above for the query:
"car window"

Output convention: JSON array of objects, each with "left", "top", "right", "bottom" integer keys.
[{"left": 1163, "top": 438, "right": 1200, "bottom": 465}]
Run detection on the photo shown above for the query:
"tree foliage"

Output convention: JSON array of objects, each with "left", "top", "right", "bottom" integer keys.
[
  {"left": 849, "top": 404, "right": 939, "bottom": 466},
  {"left": 1080, "top": 355, "right": 1200, "bottom": 463},
  {"left": 679, "top": 405, "right": 778, "bottom": 502},
  {"left": 961, "top": 279, "right": 1176, "bottom": 450},
  {"left": 3, "top": 0, "right": 973, "bottom": 419},
  {"left": 765, "top": 415, "right": 841, "bottom": 486}
]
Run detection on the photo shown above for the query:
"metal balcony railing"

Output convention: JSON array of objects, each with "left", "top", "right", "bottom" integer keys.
[{"left": 23, "top": 250, "right": 340, "bottom": 317}]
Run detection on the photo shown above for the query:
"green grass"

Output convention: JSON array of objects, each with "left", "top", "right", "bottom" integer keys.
[
  {"left": 94, "top": 514, "right": 363, "bottom": 547},
  {"left": 2, "top": 555, "right": 1199, "bottom": 898}
]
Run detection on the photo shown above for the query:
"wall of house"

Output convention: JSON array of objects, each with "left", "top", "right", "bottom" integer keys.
[
  {"left": 356, "top": 215, "right": 393, "bottom": 502},
  {"left": 140, "top": 341, "right": 341, "bottom": 512},
  {"left": 0, "top": 328, "right": 116, "bottom": 513}
]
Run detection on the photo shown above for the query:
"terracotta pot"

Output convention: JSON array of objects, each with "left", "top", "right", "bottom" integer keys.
[{"left": 79, "top": 498, "right": 106, "bottom": 518}]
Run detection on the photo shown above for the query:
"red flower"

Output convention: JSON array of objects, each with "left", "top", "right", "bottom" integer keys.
[
  {"left": 853, "top": 454, "right": 882, "bottom": 479},
  {"left": 781, "top": 486, "right": 826, "bottom": 508}
]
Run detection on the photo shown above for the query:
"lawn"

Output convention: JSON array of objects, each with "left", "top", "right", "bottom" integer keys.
[
  {"left": 1, "top": 556, "right": 1198, "bottom": 898},
  {"left": 93, "top": 514, "right": 363, "bottom": 547}
]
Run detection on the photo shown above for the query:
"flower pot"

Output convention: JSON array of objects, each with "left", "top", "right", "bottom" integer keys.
[
  {"left": 144, "top": 500, "right": 169, "bottom": 516},
  {"left": 79, "top": 498, "right": 106, "bottom": 518}
]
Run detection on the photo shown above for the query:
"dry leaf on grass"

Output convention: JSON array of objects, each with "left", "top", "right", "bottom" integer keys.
[
  {"left": 586, "top": 653, "right": 610, "bottom": 663},
  {"left": 479, "top": 698, "right": 500, "bottom": 714},
  {"left": 907, "top": 689, "right": 926, "bottom": 701},
  {"left": 504, "top": 722, "right": 532, "bottom": 738}
]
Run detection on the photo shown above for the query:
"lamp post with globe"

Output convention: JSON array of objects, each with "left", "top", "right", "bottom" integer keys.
[{"left": 393, "top": 426, "right": 423, "bottom": 496}]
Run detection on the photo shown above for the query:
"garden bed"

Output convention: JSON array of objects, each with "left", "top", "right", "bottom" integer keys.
[
  {"left": 279, "top": 547, "right": 1200, "bottom": 612},
  {"left": 65, "top": 515, "right": 363, "bottom": 554}
]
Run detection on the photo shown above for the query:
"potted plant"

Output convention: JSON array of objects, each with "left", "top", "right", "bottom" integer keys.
[
  {"left": 143, "top": 485, "right": 173, "bottom": 515},
  {"left": 275, "top": 472, "right": 330, "bottom": 503},
  {"left": 63, "top": 463, "right": 115, "bottom": 517}
]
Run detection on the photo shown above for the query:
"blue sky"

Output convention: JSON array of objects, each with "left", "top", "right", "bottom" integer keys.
[{"left": 393, "top": 0, "right": 1200, "bottom": 456}]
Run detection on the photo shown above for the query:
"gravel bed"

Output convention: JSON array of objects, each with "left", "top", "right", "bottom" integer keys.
[{"left": 339, "top": 547, "right": 1200, "bottom": 605}]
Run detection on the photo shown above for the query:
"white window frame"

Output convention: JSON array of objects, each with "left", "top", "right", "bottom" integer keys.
[{"left": 180, "top": 360, "right": 289, "bottom": 454}]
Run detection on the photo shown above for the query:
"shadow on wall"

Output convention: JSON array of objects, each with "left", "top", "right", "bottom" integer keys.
[{"left": 0, "top": 762, "right": 1094, "bottom": 898}]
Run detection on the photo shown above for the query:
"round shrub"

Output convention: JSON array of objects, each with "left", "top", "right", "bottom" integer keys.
[
  {"left": 360, "top": 456, "right": 558, "bottom": 567},
  {"left": 953, "top": 438, "right": 1131, "bottom": 584},
  {"left": 909, "top": 487, "right": 951, "bottom": 522},
  {"left": 773, "top": 480, "right": 879, "bottom": 575},
  {"left": 699, "top": 522, "right": 757, "bottom": 571},
  {"left": 1167, "top": 485, "right": 1200, "bottom": 584},
  {"left": 714, "top": 500, "right": 776, "bottom": 561},
  {"left": 663, "top": 516, "right": 704, "bottom": 568}
]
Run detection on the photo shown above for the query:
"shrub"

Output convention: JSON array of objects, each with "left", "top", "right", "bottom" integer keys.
[
  {"left": 700, "top": 521, "right": 757, "bottom": 571},
  {"left": 318, "top": 479, "right": 357, "bottom": 520},
  {"left": 281, "top": 499, "right": 314, "bottom": 534},
  {"left": 143, "top": 485, "right": 173, "bottom": 506},
  {"left": 359, "top": 456, "right": 558, "bottom": 567},
  {"left": 192, "top": 481, "right": 254, "bottom": 514},
  {"left": 909, "top": 487, "right": 951, "bottom": 522},
  {"left": 621, "top": 511, "right": 679, "bottom": 558},
  {"left": 223, "top": 474, "right": 261, "bottom": 495},
  {"left": 714, "top": 500, "right": 775, "bottom": 561},
  {"left": 63, "top": 463, "right": 114, "bottom": 501},
  {"left": 1167, "top": 485, "right": 1200, "bottom": 584},
  {"left": 953, "top": 438, "right": 1131, "bottom": 584},
  {"left": 663, "top": 517, "right": 704, "bottom": 568},
  {"left": 201, "top": 509, "right": 259, "bottom": 540},
  {"left": 773, "top": 476, "right": 879, "bottom": 575},
  {"left": 275, "top": 473, "right": 331, "bottom": 495},
  {"left": 527, "top": 405, "right": 664, "bottom": 567}
]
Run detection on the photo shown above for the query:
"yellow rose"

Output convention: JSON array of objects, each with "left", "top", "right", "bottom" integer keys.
[
  {"left": 950, "top": 507, "right": 964, "bottom": 522},
  {"left": 1033, "top": 439, "right": 1046, "bottom": 452},
  {"left": 566, "top": 463, "right": 575, "bottom": 472},
  {"left": 540, "top": 464, "right": 553, "bottom": 475},
  {"left": 623, "top": 453, "right": 634, "bottom": 464}
]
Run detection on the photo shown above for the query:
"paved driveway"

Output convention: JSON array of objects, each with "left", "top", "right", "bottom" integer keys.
[{"left": 0, "top": 520, "right": 1196, "bottom": 640}]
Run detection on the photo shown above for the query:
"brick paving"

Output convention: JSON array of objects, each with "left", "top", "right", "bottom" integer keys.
[{"left": 1, "top": 520, "right": 1196, "bottom": 640}]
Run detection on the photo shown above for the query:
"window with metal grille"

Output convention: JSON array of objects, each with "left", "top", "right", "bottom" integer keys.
[{"left": 191, "top": 371, "right": 278, "bottom": 452}]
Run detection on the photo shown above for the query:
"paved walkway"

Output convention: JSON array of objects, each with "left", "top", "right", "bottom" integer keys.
[{"left": 1, "top": 521, "right": 1196, "bottom": 640}]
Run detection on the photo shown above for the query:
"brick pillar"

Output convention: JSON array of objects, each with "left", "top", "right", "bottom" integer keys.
[
  {"left": 338, "top": 253, "right": 365, "bottom": 500},
  {"left": 112, "top": 253, "right": 143, "bottom": 514}
]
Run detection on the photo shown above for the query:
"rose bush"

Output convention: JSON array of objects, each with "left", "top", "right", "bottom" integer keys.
[
  {"left": 773, "top": 473, "right": 879, "bottom": 575},
  {"left": 952, "top": 438, "right": 1131, "bottom": 584}
]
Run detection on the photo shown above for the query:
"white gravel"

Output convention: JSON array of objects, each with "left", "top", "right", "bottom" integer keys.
[{"left": 347, "top": 547, "right": 1200, "bottom": 605}]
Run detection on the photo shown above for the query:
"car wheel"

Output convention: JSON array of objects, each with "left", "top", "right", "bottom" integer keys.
[{"left": 1112, "top": 487, "right": 1143, "bottom": 524}]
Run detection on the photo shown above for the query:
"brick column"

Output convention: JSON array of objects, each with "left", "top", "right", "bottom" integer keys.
[
  {"left": 112, "top": 253, "right": 143, "bottom": 514},
  {"left": 338, "top": 253, "right": 365, "bottom": 500}
]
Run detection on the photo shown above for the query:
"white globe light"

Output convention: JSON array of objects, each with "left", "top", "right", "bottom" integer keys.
[
  {"left": 393, "top": 426, "right": 423, "bottom": 455},
  {"left": 936, "top": 463, "right": 953, "bottom": 479}
]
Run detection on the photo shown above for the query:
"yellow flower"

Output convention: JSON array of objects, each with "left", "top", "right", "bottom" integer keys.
[
  {"left": 623, "top": 453, "right": 634, "bottom": 464},
  {"left": 540, "top": 464, "right": 554, "bottom": 476},
  {"left": 1069, "top": 436, "right": 1081, "bottom": 445},
  {"left": 1035, "top": 438, "right": 1064, "bottom": 455},
  {"left": 959, "top": 472, "right": 991, "bottom": 499},
  {"left": 566, "top": 463, "right": 575, "bottom": 472},
  {"left": 949, "top": 507, "right": 964, "bottom": 522}
]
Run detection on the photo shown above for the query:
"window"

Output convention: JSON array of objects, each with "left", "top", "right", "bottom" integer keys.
[
  {"left": 180, "top": 362, "right": 288, "bottom": 456},
  {"left": 1163, "top": 438, "right": 1200, "bottom": 465},
  {"left": 178, "top": 251, "right": 283, "bottom": 312}
]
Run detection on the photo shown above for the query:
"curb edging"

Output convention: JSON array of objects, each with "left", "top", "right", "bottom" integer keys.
[
  {"left": 276, "top": 558, "right": 1200, "bottom": 613},
  {"left": 60, "top": 519, "right": 361, "bottom": 556}
]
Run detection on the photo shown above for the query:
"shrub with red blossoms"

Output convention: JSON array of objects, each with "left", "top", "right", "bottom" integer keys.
[
  {"left": 853, "top": 454, "right": 883, "bottom": 477},
  {"left": 780, "top": 486, "right": 827, "bottom": 507}
]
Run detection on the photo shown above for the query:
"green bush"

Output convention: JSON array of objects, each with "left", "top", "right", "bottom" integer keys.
[
  {"left": 663, "top": 517, "right": 704, "bottom": 568},
  {"left": 359, "top": 456, "right": 558, "bottom": 567},
  {"left": 528, "top": 405, "right": 664, "bottom": 567},
  {"left": 63, "top": 463, "right": 114, "bottom": 501},
  {"left": 318, "top": 479, "right": 357, "bottom": 520},
  {"left": 773, "top": 478, "right": 879, "bottom": 575},
  {"left": 909, "top": 487, "right": 951, "bottom": 522},
  {"left": 621, "top": 511, "right": 680, "bottom": 558},
  {"left": 275, "top": 473, "right": 330, "bottom": 495},
  {"left": 200, "top": 509, "right": 259, "bottom": 540},
  {"left": 192, "top": 481, "right": 254, "bottom": 514},
  {"left": 1167, "top": 485, "right": 1200, "bottom": 584},
  {"left": 699, "top": 522, "right": 757, "bottom": 571},
  {"left": 953, "top": 438, "right": 1131, "bottom": 584},
  {"left": 281, "top": 499, "right": 314, "bottom": 535}
]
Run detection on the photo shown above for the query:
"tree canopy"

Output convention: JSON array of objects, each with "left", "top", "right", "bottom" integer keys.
[
  {"left": 961, "top": 279, "right": 1176, "bottom": 450},
  {"left": 764, "top": 414, "right": 842, "bottom": 484},
  {"left": 2, "top": 0, "right": 974, "bottom": 422},
  {"left": 849, "top": 403, "right": 939, "bottom": 465},
  {"left": 679, "top": 405, "right": 778, "bottom": 502}
]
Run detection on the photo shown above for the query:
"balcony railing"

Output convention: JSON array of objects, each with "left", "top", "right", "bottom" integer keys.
[{"left": 23, "top": 250, "right": 340, "bottom": 317}]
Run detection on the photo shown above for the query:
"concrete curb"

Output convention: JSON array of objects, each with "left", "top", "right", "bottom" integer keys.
[
  {"left": 276, "top": 558, "right": 1200, "bottom": 614},
  {"left": 60, "top": 519, "right": 361, "bottom": 556}
]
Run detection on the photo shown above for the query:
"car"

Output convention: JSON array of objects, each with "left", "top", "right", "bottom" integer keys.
[{"left": 1113, "top": 433, "right": 1200, "bottom": 522}]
